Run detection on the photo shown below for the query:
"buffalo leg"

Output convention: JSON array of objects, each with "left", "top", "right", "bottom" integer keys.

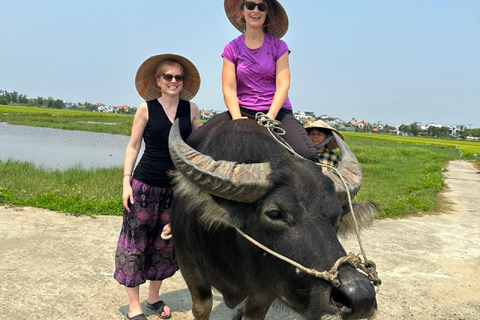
[
  {"left": 240, "top": 294, "right": 274, "bottom": 320},
  {"left": 177, "top": 258, "right": 213, "bottom": 320},
  {"left": 191, "top": 288, "right": 213, "bottom": 320}
]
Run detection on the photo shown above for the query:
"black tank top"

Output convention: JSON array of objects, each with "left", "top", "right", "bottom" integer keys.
[{"left": 133, "top": 99, "right": 192, "bottom": 187}]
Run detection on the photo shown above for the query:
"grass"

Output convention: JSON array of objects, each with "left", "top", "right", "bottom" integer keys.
[
  {"left": 0, "top": 160, "right": 123, "bottom": 216},
  {"left": 344, "top": 134, "right": 458, "bottom": 218},
  {"left": 0, "top": 137, "right": 459, "bottom": 218},
  {"left": 0, "top": 105, "right": 133, "bottom": 135},
  {"left": 0, "top": 105, "right": 469, "bottom": 218}
]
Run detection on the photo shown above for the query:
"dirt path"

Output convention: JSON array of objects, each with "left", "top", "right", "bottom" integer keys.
[{"left": 0, "top": 160, "right": 479, "bottom": 320}]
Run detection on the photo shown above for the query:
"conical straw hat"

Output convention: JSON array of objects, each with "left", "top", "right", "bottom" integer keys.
[
  {"left": 135, "top": 53, "right": 200, "bottom": 101},
  {"left": 305, "top": 120, "right": 345, "bottom": 150}
]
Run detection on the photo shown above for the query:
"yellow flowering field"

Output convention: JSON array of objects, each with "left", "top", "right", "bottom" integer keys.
[{"left": 345, "top": 132, "right": 479, "bottom": 158}]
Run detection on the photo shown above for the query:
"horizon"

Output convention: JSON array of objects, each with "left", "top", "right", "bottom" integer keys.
[{"left": 2, "top": 93, "right": 478, "bottom": 129}]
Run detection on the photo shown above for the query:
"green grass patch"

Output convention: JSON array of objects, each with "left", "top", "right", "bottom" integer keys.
[
  {"left": 345, "top": 134, "right": 457, "bottom": 218},
  {"left": 0, "top": 160, "right": 123, "bottom": 216},
  {"left": 1, "top": 135, "right": 459, "bottom": 218}
]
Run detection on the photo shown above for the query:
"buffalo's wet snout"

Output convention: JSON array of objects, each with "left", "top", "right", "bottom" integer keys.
[{"left": 331, "top": 267, "right": 377, "bottom": 319}]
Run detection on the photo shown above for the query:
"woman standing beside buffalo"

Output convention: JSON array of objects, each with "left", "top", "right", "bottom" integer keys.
[
  {"left": 114, "top": 53, "right": 201, "bottom": 320},
  {"left": 187, "top": 0, "right": 317, "bottom": 161}
]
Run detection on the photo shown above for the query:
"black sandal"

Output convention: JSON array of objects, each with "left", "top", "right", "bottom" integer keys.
[
  {"left": 147, "top": 300, "right": 172, "bottom": 319},
  {"left": 125, "top": 313, "right": 147, "bottom": 320}
]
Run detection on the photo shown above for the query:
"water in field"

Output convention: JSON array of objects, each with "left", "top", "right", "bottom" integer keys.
[{"left": 0, "top": 122, "right": 142, "bottom": 170}]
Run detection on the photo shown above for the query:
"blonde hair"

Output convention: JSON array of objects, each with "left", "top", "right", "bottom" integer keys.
[{"left": 155, "top": 60, "right": 184, "bottom": 77}]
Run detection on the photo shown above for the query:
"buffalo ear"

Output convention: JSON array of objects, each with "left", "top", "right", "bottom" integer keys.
[
  {"left": 336, "top": 202, "right": 378, "bottom": 237},
  {"left": 171, "top": 171, "right": 232, "bottom": 231}
]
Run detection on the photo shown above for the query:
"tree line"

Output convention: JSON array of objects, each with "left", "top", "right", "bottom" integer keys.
[
  {"left": 2, "top": 89, "right": 478, "bottom": 137},
  {"left": 1, "top": 90, "right": 67, "bottom": 109},
  {"left": 0, "top": 89, "right": 134, "bottom": 114},
  {"left": 398, "top": 122, "right": 480, "bottom": 139}
]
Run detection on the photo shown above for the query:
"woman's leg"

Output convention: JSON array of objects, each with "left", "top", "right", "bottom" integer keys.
[
  {"left": 147, "top": 280, "right": 162, "bottom": 304},
  {"left": 276, "top": 111, "right": 318, "bottom": 161},
  {"left": 186, "top": 112, "right": 232, "bottom": 149},
  {"left": 143, "top": 186, "right": 177, "bottom": 318},
  {"left": 114, "top": 180, "right": 177, "bottom": 318},
  {"left": 115, "top": 179, "right": 150, "bottom": 317},
  {"left": 187, "top": 108, "right": 317, "bottom": 160},
  {"left": 125, "top": 286, "right": 143, "bottom": 317},
  {"left": 147, "top": 280, "right": 171, "bottom": 318}
]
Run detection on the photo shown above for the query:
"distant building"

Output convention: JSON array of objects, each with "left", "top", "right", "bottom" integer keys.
[
  {"left": 116, "top": 105, "right": 130, "bottom": 113},
  {"left": 371, "top": 122, "right": 384, "bottom": 133},
  {"left": 294, "top": 111, "right": 315, "bottom": 123},
  {"left": 201, "top": 109, "right": 212, "bottom": 120},
  {"left": 97, "top": 105, "right": 115, "bottom": 113},
  {"left": 328, "top": 118, "right": 344, "bottom": 127},
  {"left": 351, "top": 120, "right": 368, "bottom": 130},
  {"left": 466, "top": 136, "right": 480, "bottom": 141}
]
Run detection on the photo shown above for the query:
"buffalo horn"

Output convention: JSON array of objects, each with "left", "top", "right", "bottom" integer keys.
[
  {"left": 168, "top": 120, "right": 272, "bottom": 203},
  {"left": 323, "top": 132, "right": 363, "bottom": 205}
]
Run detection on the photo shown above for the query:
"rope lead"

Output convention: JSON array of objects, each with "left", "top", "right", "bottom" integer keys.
[{"left": 245, "top": 112, "right": 382, "bottom": 287}]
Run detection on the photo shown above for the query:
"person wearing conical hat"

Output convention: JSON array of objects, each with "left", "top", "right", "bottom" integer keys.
[
  {"left": 114, "top": 54, "right": 201, "bottom": 320},
  {"left": 187, "top": 0, "right": 318, "bottom": 161},
  {"left": 305, "top": 120, "right": 344, "bottom": 171}
]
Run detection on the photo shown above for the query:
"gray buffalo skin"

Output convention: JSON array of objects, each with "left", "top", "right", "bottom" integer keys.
[{"left": 168, "top": 119, "right": 377, "bottom": 320}]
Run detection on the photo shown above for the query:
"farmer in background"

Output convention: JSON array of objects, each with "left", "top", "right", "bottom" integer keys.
[{"left": 305, "top": 120, "right": 343, "bottom": 171}]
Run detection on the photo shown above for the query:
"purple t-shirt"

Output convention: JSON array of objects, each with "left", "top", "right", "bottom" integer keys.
[{"left": 222, "top": 33, "right": 292, "bottom": 111}]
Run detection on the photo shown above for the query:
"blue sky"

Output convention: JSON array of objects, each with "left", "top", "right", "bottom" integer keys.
[{"left": 1, "top": 0, "right": 479, "bottom": 127}]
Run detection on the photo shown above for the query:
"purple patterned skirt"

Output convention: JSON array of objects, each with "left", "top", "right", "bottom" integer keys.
[{"left": 114, "top": 178, "right": 179, "bottom": 287}]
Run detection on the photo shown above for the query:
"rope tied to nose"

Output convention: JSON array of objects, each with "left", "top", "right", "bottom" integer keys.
[
  {"left": 236, "top": 227, "right": 380, "bottom": 287},
  {"left": 235, "top": 112, "right": 382, "bottom": 287},
  {"left": 299, "top": 253, "right": 382, "bottom": 287}
]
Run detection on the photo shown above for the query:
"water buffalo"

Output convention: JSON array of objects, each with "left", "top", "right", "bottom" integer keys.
[{"left": 168, "top": 119, "right": 377, "bottom": 320}]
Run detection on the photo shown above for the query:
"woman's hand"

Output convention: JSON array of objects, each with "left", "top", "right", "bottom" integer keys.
[
  {"left": 257, "top": 112, "right": 274, "bottom": 125},
  {"left": 266, "top": 112, "right": 277, "bottom": 120},
  {"left": 161, "top": 224, "right": 173, "bottom": 240},
  {"left": 122, "top": 182, "right": 134, "bottom": 213},
  {"left": 233, "top": 115, "right": 248, "bottom": 120}
]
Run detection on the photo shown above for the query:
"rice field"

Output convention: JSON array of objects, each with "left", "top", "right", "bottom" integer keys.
[{"left": 345, "top": 132, "right": 479, "bottom": 159}]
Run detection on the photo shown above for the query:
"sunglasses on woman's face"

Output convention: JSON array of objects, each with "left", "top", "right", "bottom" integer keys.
[
  {"left": 245, "top": 1, "right": 266, "bottom": 12},
  {"left": 160, "top": 74, "right": 184, "bottom": 82}
]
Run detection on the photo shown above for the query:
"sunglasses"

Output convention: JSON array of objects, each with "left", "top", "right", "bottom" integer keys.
[
  {"left": 160, "top": 74, "right": 184, "bottom": 82},
  {"left": 245, "top": 1, "right": 267, "bottom": 12}
]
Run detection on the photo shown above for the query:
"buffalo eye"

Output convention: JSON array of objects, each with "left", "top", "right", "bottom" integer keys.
[{"left": 265, "top": 210, "right": 283, "bottom": 221}]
